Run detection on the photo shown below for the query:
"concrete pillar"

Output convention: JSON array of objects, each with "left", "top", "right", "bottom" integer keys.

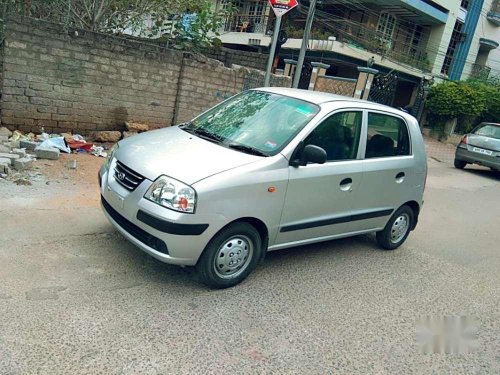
[
  {"left": 309, "top": 62, "right": 330, "bottom": 91},
  {"left": 284, "top": 59, "right": 297, "bottom": 78},
  {"left": 354, "top": 67, "right": 379, "bottom": 99}
]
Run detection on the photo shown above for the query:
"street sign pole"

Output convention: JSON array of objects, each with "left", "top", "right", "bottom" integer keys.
[
  {"left": 292, "top": 0, "right": 317, "bottom": 88},
  {"left": 265, "top": 0, "right": 299, "bottom": 87},
  {"left": 264, "top": 15, "right": 282, "bottom": 87}
]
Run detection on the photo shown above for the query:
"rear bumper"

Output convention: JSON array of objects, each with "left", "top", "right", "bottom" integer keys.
[{"left": 455, "top": 147, "right": 500, "bottom": 170}]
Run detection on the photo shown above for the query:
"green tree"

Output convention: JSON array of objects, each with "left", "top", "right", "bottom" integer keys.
[{"left": 1, "top": 0, "right": 233, "bottom": 50}]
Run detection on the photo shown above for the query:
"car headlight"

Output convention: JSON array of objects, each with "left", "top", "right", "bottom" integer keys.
[
  {"left": 144, "top": 175, "right": 196, "bottom": 214},
  {"left": 105, "top": 143, "right": 119, "bottom": 170}
]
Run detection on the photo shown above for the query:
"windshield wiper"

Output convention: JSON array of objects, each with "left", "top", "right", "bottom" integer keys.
[
  {"left": 227, "top": 143, "right": 268, "bottom": 157},
  {"left": 194, "top": 128, "right": 224, "bottom": 143},
  {"left": 180, "top": 124, "right": 223, "bottom": 144}
]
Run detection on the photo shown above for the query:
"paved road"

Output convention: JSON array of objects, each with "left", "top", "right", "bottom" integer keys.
[{"left": 0, "top": 156, "right": 499, "bottom": 374}]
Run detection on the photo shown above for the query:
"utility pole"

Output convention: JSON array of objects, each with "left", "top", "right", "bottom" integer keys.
[
  {"left": 264, "top": 16, "right": 283, "bottom": 87},
  {"left": 292, "top": 0, "right": 317, "bottom": 88}
]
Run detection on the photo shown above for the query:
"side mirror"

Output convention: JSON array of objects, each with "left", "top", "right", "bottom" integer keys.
[{"left": 291, "top": 144, "right": 327, "bottom": 166}]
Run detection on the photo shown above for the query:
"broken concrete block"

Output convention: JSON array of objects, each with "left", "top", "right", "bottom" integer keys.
[
  {"left": 14, "top": 157, "right": 33, "bottom": 171},
  {"left": 12, "top": 148, "right": 26, "bottom": 158},
  {"left": 0, "top": 135, "right": 8, "bottom": 143},
  {"left": 0, "top": 153, "right": 20, "bottom": 165},
  {"left": 88, "top": 131, "right": 121, "bottom": 142},
  {"left": 35, "top": 146, "right": 60, "bottom": 160},
  {"left": 10, "top": 140, "right": 20, "bottom": 148},
  {"left": 0, "top": 145, "right": 10, "bottom": 153},
  {"left": 19, "top": 140, "right": 38, "bottom": 151},
  {"left": 125, "top": 122, "right": 149, "bottom": 132},
  {"left": 0, "top": 127, "right": 13, "bottom": 137},
  {"left": 122, "top": 131, "right": 138, "bottom": 138},
  {"left": 0, "top": 158, "right": 11, "bottom": 173},
  {"left": 0, "top": 164, "right": 11, "bottom": 175}
]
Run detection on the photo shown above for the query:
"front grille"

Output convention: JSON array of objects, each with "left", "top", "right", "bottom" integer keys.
[
  {"left": 101, "top": 196, "right": 168, "bottom": 255},
  {"left": 114, "top": 161, "right": 145, "bottom": 191}
]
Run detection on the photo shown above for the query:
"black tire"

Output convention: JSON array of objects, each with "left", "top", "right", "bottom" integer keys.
[
  {"left": 454, "top": 159, "right": 467, "bottom": 169},
  {"left": 196, "top": 222, "right": 262, "bottom": 289},
  {"left": 376, "top": 205, "right": 414, "bottom": 250}
]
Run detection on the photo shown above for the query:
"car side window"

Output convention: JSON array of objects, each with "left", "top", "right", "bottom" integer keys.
[
  {"left": 304, "top": 111, "right": 363, "bottom": 162},
  {"left": 365, "top": 113, "right": 410, "bottom": 158}
]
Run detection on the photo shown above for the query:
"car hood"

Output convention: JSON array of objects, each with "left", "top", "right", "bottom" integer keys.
[
  {"left": 467, "top": 134, "right": 500, "bottom": 152},
  {"left": 114, "top": 126, "right": 261, "bottom": 184}
]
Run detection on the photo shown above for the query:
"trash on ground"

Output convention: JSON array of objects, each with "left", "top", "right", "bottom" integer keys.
[
  {"left": 67, "top": 160, "right": 78, "bottom": 169},
  {"left": 91, "top": 146, "right": 107, "bottom": 158},
  {"left": 38, "top": 137, "right": 70, "bottom": 153}
]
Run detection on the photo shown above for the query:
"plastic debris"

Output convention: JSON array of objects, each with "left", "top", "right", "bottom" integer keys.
[
  {"left": 38, "top": 137, "right": 71, "bottom": 153},
  {"left": 90, "top": 146, "right": 108, "bottom": 158}
]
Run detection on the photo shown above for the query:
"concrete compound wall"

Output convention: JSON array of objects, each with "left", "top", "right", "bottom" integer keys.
[
  {"left": 203, "top": 47, "right": 268, "bottom": 71},
  {"left": 0, "top": 17, "right": 290, "bottom": 135}
]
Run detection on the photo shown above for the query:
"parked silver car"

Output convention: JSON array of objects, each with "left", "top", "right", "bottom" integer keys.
[
  {"left": 99, "top": 88, "right": 427, "bottom": 288},
  {"left": 454, "top": 122, "right": 500, "bottom": 171}
]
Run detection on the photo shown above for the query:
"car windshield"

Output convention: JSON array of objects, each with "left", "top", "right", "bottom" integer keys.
[
  {"left": 181, "top": 90, "right": 320, "bottom": 156},
  {"left": 474, "top": 124, "right": 500, "bottom": 140}
]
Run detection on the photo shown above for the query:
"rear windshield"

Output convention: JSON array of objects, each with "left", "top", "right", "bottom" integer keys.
[{"left": 474, "top": 124, "right": 500, "bottom": 140}]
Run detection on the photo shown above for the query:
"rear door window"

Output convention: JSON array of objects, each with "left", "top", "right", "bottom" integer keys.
[{"left": 365, "top": 113, "right": 410, "bottom": 158}]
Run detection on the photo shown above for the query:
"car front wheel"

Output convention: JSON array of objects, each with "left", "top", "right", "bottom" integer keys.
[
  {"left": 454, "top": 159, "right": 467, "bottom": 169},
  {"left": 196, "top": 222, "right": 262, "bottom": 289},
  {"left": 376, "top": 205, "right": 414, "bottom": 250}
]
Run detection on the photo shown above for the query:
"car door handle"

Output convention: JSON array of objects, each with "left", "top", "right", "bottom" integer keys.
[
  {"left": 339, "top": 178, "right": 353, "bottom": 192},
  {"left": 395, "top": 172, "right": 405, "bottom": 184}
]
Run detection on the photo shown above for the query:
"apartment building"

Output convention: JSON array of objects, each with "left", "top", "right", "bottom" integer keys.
[{"left": 212, "top": 0, "right": 499, "bottom": 85}]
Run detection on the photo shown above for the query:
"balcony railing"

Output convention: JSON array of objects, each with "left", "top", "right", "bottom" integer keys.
[
  {"left": 488, "top": 0, "right": 500, "bottom": 25},
  {"left": 222, "top": 13, "right": 270, "bottom": 34},
  {"left": 310, "top": 16, "right": 431, "bottom": 71},
  {"left": 471, "top": 64, "right": 491, "bottom": 79}
]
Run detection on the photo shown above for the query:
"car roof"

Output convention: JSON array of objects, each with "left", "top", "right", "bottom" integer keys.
[{"left": 254, "top": 87, "right": 411, "bottom": 117}]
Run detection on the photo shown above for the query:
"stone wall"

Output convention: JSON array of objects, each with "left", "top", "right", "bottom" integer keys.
[
  {"left": 1, "top": 18, "right": 182, "bottom": 134},
  {"left": 0, "top": 42, "right": 3, "bottom": 91},
  {"left": 0, "top": 17, "right": 289, "bottom": 135},
  {"left": 175, "top": 55, "right": 290, "bottom": 124},
  {"left": 203, "top": 47, "right": 268, "bottom": 71}
]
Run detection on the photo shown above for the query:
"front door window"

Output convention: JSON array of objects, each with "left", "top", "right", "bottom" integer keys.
[{"left": 304, "top": 111, "right": 363, "bottom": 161}]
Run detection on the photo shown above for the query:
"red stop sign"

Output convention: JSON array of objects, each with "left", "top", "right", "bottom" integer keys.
[{"left": 268, "top": 0, "right": 299, "bottom": 17}]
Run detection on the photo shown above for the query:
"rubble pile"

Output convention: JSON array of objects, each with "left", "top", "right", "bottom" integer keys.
[
  {"left": 0, "top": 126, "right": 111, "bottom": 180},
  {"left": 0, "top": 122, "right": 149, "bottom": 181}
]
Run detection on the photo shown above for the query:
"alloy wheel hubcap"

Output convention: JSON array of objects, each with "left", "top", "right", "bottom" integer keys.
[
  {"left": 214, "top": 236, "right": 253, "bottom": 278},
  {"left": 390, "top": 213, "right": 410, "bottom": 244}
]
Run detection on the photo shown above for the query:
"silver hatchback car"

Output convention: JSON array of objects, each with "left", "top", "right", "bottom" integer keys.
[{"left": 99, "top": 88, "right": 427, "bottom": 288}]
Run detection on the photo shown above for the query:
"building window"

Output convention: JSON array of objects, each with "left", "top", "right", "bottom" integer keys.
[
  {"left": 441, "top": 20, "right": 464, "bottom": 75},
  {"left": 377, "top": 12, "right": 397, "bottom": 42},
  {"left": 460, "top": 0, "right": 470, "bottom": 10}
]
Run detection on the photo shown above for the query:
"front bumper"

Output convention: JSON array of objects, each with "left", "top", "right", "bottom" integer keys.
[
  {"left": 455, "top": 147, "right": 500, "bottom": 170},
  {"left": 98, "top": 162, "right": 226, "bottom": 266}
]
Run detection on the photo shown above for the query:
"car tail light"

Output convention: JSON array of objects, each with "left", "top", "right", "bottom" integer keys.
[{"left": 460, "top": 135, "right": 468, "bottom": 145}]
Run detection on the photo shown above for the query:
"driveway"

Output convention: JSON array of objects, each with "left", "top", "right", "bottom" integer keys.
[{"left": 0, "top": 154, "right": 499, "bottom": 374}]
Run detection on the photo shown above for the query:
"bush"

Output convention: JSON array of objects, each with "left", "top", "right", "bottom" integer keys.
[{"left": 426, "top": 81, "right": 487, "bottom": 118}]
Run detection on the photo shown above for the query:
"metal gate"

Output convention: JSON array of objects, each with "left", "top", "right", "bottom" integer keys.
[
  {"left": 297, "top": 60, "right": 313, "bottom": 90},
  {"left": 368, "top": 71, "right": 399, "bottom": 106},
  {"left": 410, "top": 78, "right": 430, "bottom": 122}
]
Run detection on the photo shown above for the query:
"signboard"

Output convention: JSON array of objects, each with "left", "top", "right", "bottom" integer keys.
[{"left": 268, "top": 0, "right": 299, "bottom": 17}]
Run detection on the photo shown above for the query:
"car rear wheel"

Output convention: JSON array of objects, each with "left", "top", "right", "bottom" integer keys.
[
  {"left": 196, "top": 222, "right": 262, "bottom": 289},
  {"left": 454, "top": 159, "right": 467, "bottom": 169},
  {"left": 376, "top": 205, "right": 414, "bottom": 250}
]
